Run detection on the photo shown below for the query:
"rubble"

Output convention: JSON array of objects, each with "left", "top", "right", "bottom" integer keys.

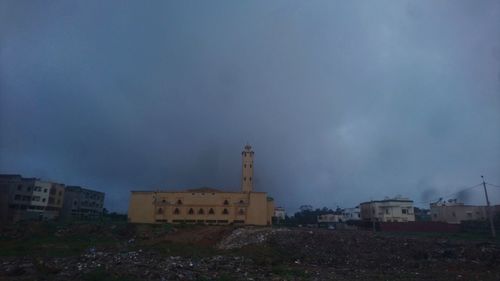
[{"left": 1, "top": 224, "right": 499, "bottom": 280}]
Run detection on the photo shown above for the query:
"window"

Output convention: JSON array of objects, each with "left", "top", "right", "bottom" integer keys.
[
  {"left": 27, "top": 187, "right": 31, "bottom": 191},
  {"left": 198, "top": 208, "right": 204, "bottom": 214},
  {"left": 173, "top": 208, "right": 180, "bottom": 215},
  {"left": 239, "top": 200, "right": 244, "bottom": 204},
  {"left": 177, "top": 199, "right": 182, "bottom": 205},
  {"left": 57, "top": 199, "right": 60, "bottom": 204},
  {"left": 238, "top": 209, "right": 245, "bottom": 215},
  {"left": 44, "top": 189, "right": 47, "bottom": 193},
  {"left": 162, "top": 199, "right": 166, "bottom": 203},
  {"left": 208, "top": 208, "right": 214, "bottom": 215},
  {"left": 17, "top": 185, "right": 22, "bottom": 191},
  {"left": 385, "top": 209, "right": 389, "bottom": 214},
  {"left": 243, "top": 177, "right": 246, "bottom": 181},
  {"left": 157, "top": 208, "right": 163, "bottom": 214},
  {"left": 188, "top": 208, "right": 194, "bottom": 215},
  {"left": 244, "top": 164, "right": 246, "bottom": 168},
  {"left": 402, "top": 209, "right": 407, "bottom": 214},
  {"left": 222, "top": 208, "right": 229, "bottom": 215},
  {"left": 58, "top": 191, "right": 62, "bottom": 196},
  {"left": 42, "top": 198, "right": 46, "bottom": 202},
  {"left": 223, "top": 200, "right": 229, "bottom": 205},
  {"left": 467, "top": 212, "right": 472, "bottom": 218},
  {"left": 250, "top": 164, "right": 252, "bottom": 168},
  {"left": 249, "top": 177, "right": 252, "bottom": 181},
  {"left": 14, "top": 195, "right": 21, "bottom": 200},
  {"left": 452, "top": 212, "right": 456, "bottom": 217}
]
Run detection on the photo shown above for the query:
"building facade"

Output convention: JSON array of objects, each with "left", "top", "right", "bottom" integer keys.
[
  {"left": 274, "top": 207, "right": 286, "bottom": 220},
  {"left": 317, "top": 213, "right": 343, "bottom": 225},
  {"left": 430, "top": 200, "right": 486, "bottom": 224},
  {"left": 1, "top": 174, "right": 104, "bottom": 223},
  {"left": 342, "top": 207, "right": 361, "bottom": 221},
  {"left": 128, "top": 145, "right": 275, "bottom": 226},
  {"left": 61, "top": 186, "right": 105, "bottom": 220},
  {"left": 360, "top": 197, "right": 415, "bottom": 222},
  {"left": 0, "top": 175, "right": 66, "bottom": 222}
]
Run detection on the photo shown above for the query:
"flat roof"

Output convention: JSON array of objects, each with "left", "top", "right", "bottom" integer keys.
[{"left": 359, "top": 199, "right": 413, "bottom": 205}]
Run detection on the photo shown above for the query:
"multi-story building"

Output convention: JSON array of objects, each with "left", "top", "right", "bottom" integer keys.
[
  {"left": 430, "top": 200, "right": 486, "bottom": 224},
  {"left": 342, "top": 207, "right": 361, "bottom": 221},
  {"left": 0, "top": 175, "right": 67, "bottom": 222},
  {"left": 128, "top": 145, "right": 275, "bottom": 226},
  {"left": 360, "top": 197, "right": 415, "bottom": 222},
  {"left": 1, "top": 174, "right": 103, "bottom": 223},
  {"left": 61, "top": 186, "right": 105, "bottom": 220}
]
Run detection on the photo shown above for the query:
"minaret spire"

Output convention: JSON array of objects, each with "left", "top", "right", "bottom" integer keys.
[{"left": 241, "top": 144, "right": 254, "bottom": 192}]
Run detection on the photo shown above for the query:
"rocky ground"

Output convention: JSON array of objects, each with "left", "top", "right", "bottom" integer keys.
[{"left": 1, "top": 222, "right": 499, "bottom": 280}]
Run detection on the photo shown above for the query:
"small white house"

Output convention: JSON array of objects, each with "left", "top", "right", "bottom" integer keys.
[{"left": 342, "top": 207, "right": 361, "bottom": 221}]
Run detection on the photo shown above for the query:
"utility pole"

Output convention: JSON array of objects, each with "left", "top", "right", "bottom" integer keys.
[{"left": 481, "top": 176, "right": 496, "bottom": 238}]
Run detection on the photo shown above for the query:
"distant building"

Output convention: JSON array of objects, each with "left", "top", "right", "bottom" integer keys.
[
  {"left": 61, "top": 186, "right": 105, "bottom": 220},
  {"left": 274, "top": 207, "right": 286, "bottom": 220},
  {"left": 128, "top": 145, "right": 275, "bottom": 226},
  {"left": 430, "top": 200, "right": 486, "bottom": 224},
  {"left": 360, "top": 196, "right": 415, "bottom": 222},
  {"left": 342, "top": 207, "right": 361, "bottom": 221},
  {"left": 0, "top": 175, "right": 65, "bottom": 222},
  {"left": 317, "top": 213, "right": 343, "bottom": 228}
]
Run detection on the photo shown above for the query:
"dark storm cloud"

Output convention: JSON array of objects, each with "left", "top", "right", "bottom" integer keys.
[{"left": 1, "top": 0, "right": 500, "bottom": 212}]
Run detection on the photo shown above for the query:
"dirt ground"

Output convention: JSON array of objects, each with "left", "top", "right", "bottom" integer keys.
[{"left": 0, "top": 222, "right": 499, "bottom": 280}]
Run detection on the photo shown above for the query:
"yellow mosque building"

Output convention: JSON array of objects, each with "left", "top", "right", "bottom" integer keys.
[{"left": 128, "top": 145, "right": 275, "bottom": 225}]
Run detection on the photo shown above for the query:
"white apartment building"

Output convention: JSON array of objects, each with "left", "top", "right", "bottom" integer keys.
[{"left": 360, "top": 196, "right": 415, "bottom": 222}]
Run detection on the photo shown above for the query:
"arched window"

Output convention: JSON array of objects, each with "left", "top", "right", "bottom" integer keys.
[
  {"left": 222, "top": 208, "right": 229, "bottom": 215},
  {"left": 177, "top": 199, "right": 182, "bottom": 205},
  {"left": 198, "top": 208, "right": 204, "bottom": 214},
  {"left": 223, "top": 200, "right": 229, "bottom": 205},
  {"left": 157, "top": 208, "right": 163, "bottom": 214},
  {"left": 239, "top": 209, "right": 245, "bottom": 215},
  {"left": 173, "top": 208, "right": 180, "bottom": 215},
  {"left": 188, "top": 208, "right": 194, "bottom": 215},
  {"left": 208, "top": 208, "right": 215, "bottom": 215}
]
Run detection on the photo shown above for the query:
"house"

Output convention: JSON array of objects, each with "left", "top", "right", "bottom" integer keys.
[
  {"left": 317, "top": 213, "right": 343, "bottom": 227},
  {"left": 274, "top": 207, "right": 286, "bottom": 222},
  {"left": 430, "top": 200, "right": 486, "bottom": 224},
  {"left": 342, "top": 207, "right": 361, "bottom": 221},
  {"left": 128, "top": 145, "right": 275, "bottom": 226},
  {"left": 360, "top": 196, "right": 415, "bottom": 222}
]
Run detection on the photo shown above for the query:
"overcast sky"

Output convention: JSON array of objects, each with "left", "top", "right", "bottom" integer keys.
[{"left": 1, "top": 1, "right": 499, "bottom": 213}]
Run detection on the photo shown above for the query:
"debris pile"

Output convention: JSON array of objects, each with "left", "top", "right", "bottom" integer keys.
[
  {"left": 1, "top": 224, "right": 500, "bottom": 280},
  {"left": 217, "top": 227, "right": 290, "bottom": 250}
]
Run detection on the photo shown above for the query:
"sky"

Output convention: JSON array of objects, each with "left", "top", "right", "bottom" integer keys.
[{"left": 1, "top": 1, "right": 500, "bottom": 213}]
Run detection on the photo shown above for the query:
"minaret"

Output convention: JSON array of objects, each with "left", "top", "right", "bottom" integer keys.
[{"left": 241, "top": 144, "right": 254, "bottom": 193}]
